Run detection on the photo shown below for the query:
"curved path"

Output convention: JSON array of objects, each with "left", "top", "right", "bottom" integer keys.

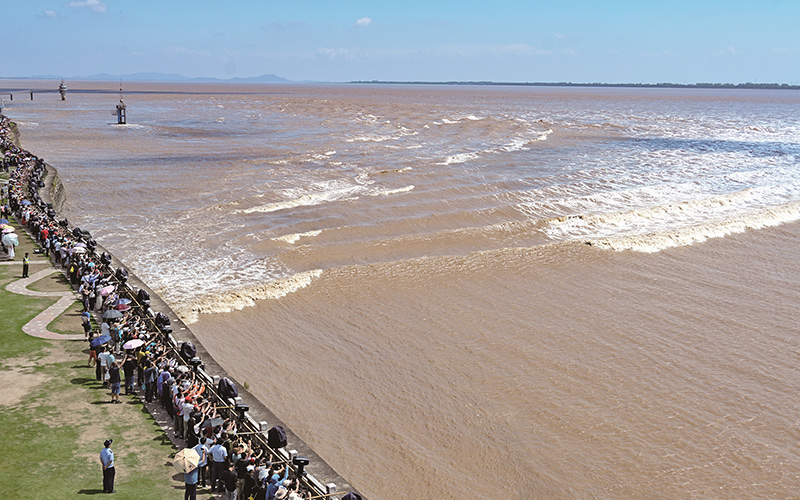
[{"left": 4, "top": 264, "right": 85, "bottom": 341}]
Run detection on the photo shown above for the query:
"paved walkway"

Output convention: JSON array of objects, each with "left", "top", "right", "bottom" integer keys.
[{"left": 5, "top": 265, "right": 85, "bottom": 341}]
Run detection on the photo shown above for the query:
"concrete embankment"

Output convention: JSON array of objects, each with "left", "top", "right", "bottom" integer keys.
[{"left": 39, "top": 158, "right": 360, "bottom": 498}]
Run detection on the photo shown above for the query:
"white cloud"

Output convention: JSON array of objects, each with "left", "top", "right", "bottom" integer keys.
[
  {"left": 554, "top": 32, "right": 567, "bottom": 39},
  {"left": 717, "top": 46, "right": 738, "bottom": 56},
  {"left": 314, "top": 47, "right": 358, "bottom": 60},
  {"left": 355, "top": 17, "right": 372, "bottom": 27},
  {"left": 165, "top": 46, "right": 212, "bottom": 58},
  {"left": 641, "top": 50, "right": 674, "bottom": 58},
  {"left": 39, "top": 10, "right": 61, "bottom": 18},
  {"left": 66, "top": 0, "right": 107, "bottom": 13}
]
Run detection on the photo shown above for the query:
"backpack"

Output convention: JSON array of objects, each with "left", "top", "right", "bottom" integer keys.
[
  {"left": 180, "top": 342, "right": 197, "bottom": 360},
  {"left": 267, "top": 425, "right": 287, "bottom": 449},
  {"left": 218, "top": 377, "right": 238, "bottom": 400}
]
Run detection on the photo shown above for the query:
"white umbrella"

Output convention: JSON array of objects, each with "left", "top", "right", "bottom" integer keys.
[
  {"left": 2, "top": 227, "right": 15, "bottom": 234},
  {"left": 71, "top": 246, "right": 87, "bottom": 254},
  {"left": 122, "top": 338, "right": 144, "bottom": 350},
  {"left": 2, "top": 233, "right": 19, "bottom": 247}
]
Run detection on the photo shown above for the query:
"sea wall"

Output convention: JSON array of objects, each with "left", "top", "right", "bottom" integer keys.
[{"left": 24, "top": 127, "right": 361, "bottom": 499}]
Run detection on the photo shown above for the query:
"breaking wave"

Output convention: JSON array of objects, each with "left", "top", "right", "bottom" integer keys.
[
  {"left": 177, "top": 269, "right": 324, "bottom": 323},
  {"left": 586, "top": 201, "right": 800, "bottom": 252},
  {"left": 273, "top": 230, "right": 323, "bottom": 244}
]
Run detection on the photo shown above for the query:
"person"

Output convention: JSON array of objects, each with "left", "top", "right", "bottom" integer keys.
[
  {"left": 122, "top": 354, "right": 136, "bottom": 395},
  {"left": 21, "top": 252, "right": 29, "bottom": 278},
  {"left": 143, "top": 360, "right": 157, "bottom": 402},
  {"left": 182, "top": 396, "right": 195, "bottom": 441},
  {"left": 266, "top": 465, "right": 288, "bottom": 500},
  {"left": 196, "top": 438, "right": 212, "bottom": 489},
  {"left": 242, "top": 464, "right": 257, "bottom": 500},
  {"left": 108, "top": 359, "right": 122, "bottom": 404},
  {"left": 81, "top": 310, "right": 92, "bottom": 341},
  {"left": 88, "top": 331, "right": 98, "bottom": 367},
  {"left": 220, "top": 462, "right": 239, "bottom": 500},
  {"left": 184, "top": 443, "right": 205, "bottom": 500},
  {"left": 97, "top": 347, "right": 109, "bottom": 382},
  {"left": 100, "top": 439, "right": 115, "bottom": 493},
  {"left": 210, "top": 438, "right": 228, "bottom": 493}
]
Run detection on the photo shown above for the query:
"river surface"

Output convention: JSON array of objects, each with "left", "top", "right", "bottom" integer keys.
[{"left": 5, "top": 81, "right": 800, "bottom": 498}]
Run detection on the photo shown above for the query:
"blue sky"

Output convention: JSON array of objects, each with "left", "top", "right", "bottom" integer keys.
[{"left": 3, "top": 0, "right": 799, "bottom": 83}]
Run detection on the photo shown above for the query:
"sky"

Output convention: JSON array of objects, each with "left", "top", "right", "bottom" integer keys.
[{"left": 3, "top": 0, "right": 799, "bottom": 84}]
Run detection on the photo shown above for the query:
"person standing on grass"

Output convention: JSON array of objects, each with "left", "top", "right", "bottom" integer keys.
[
  {"left": 21, "top": 252, "right": 29, "bottom": 278},
  {"left": 143, "top": 360, "right": 157, "bottom": 402},
  {"left": 109, "top": 359, "right": 122, "bottom": 404},
  {"left": 100, "top": 439, "right": 116, "bottom": 493},
  {"left": 122, "top": 353, "right": 136, "bottom": 395},
  {"left": 186, "top": 440, "right": 207, "bottom": 500},
  {"left": 81, "top": 310, "right": 92, "bottom": 341}
]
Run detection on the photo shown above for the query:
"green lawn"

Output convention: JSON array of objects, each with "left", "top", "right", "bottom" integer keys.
[{"left": 0, "top": 252, "right": 202, "bottom": 499}]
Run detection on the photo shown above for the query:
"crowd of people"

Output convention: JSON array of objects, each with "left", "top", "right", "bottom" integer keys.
[{"left": 0, "top": 114, "right": 351, "bottom": 500}]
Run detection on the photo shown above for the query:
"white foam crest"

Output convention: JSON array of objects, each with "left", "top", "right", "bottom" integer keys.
[
  {"left": 437, "top": 129, "right": 552, "bottom": 165},
  {"left": 346, "top": 134, "right": 397, "bottom": 143},
  {"left": 371, "top": 185, "right": 415, "bottom": 196},
  {"left": 589, "top": 201, "right": 800, "bottom": 252},
  {"left": 111, "top": 123, "right": 148, "bottom": 129},
  {"left": 272, "top": 229, "right": 323, "bottom": 244},
  {"left": 238, "top": 180, "right": 366, "bottom": 214},
  {"left": 543, "top": 188, "right": 764, "bottom": 240},
  {"left": 438, "top": 152, "right": 481, "bottom": 165},
  {"left": 177, "top": 269, "right": 324, "bottom": 323}
]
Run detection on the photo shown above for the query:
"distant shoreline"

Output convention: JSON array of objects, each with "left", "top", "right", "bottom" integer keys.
[
  {"left": 350, "top": 81, "right": 800, "bottom": 90},
  {"left": 1, "top": 76, "right": 799, "bottom": 91}
]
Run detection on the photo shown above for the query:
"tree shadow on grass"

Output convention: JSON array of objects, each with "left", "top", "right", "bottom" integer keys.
[
  {"left": 71, "top": 377, "right": 99, "bottom": 386},
  {"left": 153, "top": 433, "right": 174, "bottom": 446}
]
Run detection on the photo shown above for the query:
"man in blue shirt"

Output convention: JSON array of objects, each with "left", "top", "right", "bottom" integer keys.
[
  {"left": 266, "top": 465, "right": 288, "bottom": 500},
  {"left": 100, "top": 439, "right": 115, "bottom": 493}
]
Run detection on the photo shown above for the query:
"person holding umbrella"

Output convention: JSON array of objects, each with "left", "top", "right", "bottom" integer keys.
[
  {"left": 100, "top": 439, "right": 116, "bottom": 493},
  {"left": 173, "top": 447, "right": 202, "bottom": 500}
]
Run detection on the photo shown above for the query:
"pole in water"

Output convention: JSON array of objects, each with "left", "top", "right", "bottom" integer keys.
[
  {"left": 30, "top": 90, "right": 34, "bottom": 100},
  {"left": 115, "top": 82, "right": 127, "bottom": 124}
]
